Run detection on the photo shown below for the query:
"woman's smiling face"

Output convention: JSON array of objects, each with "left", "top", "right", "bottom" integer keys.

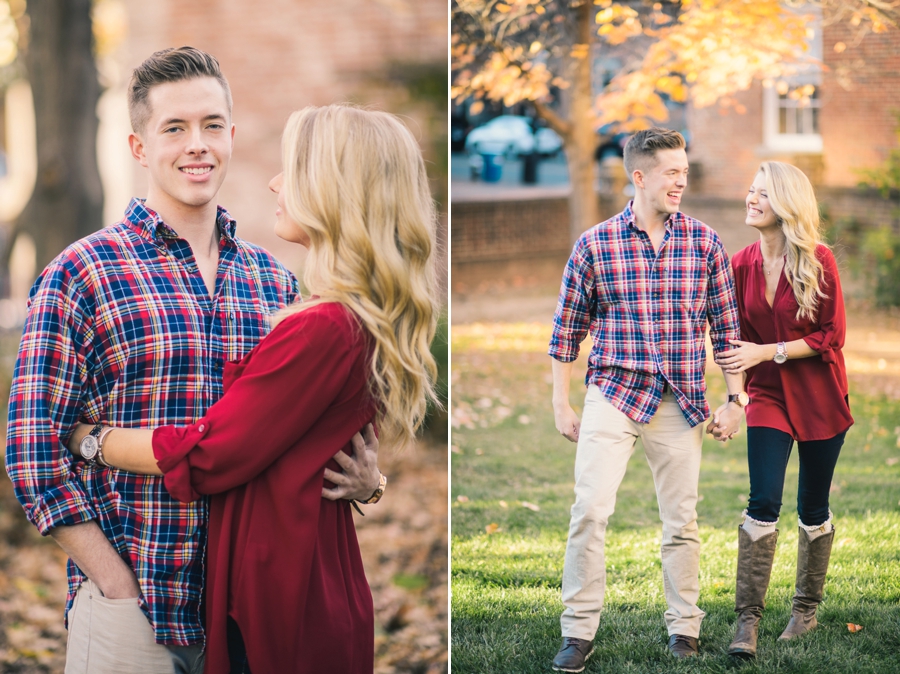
[{"left": 745, "top": 172, "right": 779, "bottom": 231}]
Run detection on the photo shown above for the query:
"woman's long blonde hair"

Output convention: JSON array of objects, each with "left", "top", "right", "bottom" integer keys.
[
  {"left": 758, "top": 161, "right": 828, "bottom": 321},
  {"left": 276, "top": 104, "right": 439, "bottom": 445}
]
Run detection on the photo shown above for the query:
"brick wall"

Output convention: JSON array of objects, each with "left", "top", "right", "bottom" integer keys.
[
  {"left": 819, "top": 24, "right": 900, "bottom": 187},
  {"left": 450, "top": 192, "right": 631, "bottom": 263},
  {"left": 118, "top": 0, "right": 447, "bottom": 275},
  {"left": 819, "top": 186, "right": 900, "bottom": 232},
  {"left": 451, "top": 198, "right": 572, "bottom": 264},
  {"left": 450, "top": 189, "right": 899, "bottom": 292},
  {"left": 685, "top": 85, "right": 765, "bottom": 200},
  {"left": 685, "top": 27, "right": 900, "bottom": 198}
]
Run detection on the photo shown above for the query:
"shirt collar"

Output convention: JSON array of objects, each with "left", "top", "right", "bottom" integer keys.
[
  {"left": 623, "top": 200, "right": 680, "bottom": 232},
  {"left": 124, "top": 198, "right": 238, "bottom": 243}
]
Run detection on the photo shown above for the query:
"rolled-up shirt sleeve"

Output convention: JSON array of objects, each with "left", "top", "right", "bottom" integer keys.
[
  {"left": 5, "top": 264, "right": 97, "bottom": 535},
  {"left": 549, "top": 238, "right": 595, "bottom": 363},
  {"left": 801, "top": 248, "right": 845, "bottom": 364},
  {"left": 706, "top": 237, "right": 741, "bottom": 358},
  {"left": 152, "top": 307, "right": 360, "bottom": 503}
]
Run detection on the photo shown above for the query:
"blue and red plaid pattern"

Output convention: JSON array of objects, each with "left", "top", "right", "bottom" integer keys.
[
  {"left": 5, "top": 198, "right": 298, "bottom": 645},
  {"left": 549, "top": 202, "right": 740, "bottom": 427}
]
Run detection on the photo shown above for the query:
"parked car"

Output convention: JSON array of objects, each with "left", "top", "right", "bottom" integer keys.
[
  {"left": 535, "top": 127, "right": 564, "bottom": 156},
  {"left": 465, "top": 115, "right": 563, "bottom": 157}
]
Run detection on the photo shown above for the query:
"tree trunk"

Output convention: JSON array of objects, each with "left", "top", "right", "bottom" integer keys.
[
  {"left": 563, "top": 1, "right": 599, "bottom": 243},
  {"left": 15, "top": 0, "right": 103, "bottom": 271}
]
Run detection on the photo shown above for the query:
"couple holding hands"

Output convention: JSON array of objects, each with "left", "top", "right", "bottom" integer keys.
[
  {"left": 6, "top": 47, "right": 439, "bottom": 673},
  {"left": 550, "top": 128, "right": 851, "bottom": 671}
]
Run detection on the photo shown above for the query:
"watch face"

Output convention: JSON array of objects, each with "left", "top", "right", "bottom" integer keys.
[
  {"left": 774, "top": 353, "right": 787, "bottom": 364},
  {"left": 80, "top": 435, "right": 99, "bottom": 461},
  {"left": 738, "top": 391, "right": 750, "bottom": 407}
]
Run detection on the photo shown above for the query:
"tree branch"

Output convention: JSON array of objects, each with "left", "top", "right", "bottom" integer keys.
[{"left": 533, "top": 99, "right": 572, "bottom": 137}]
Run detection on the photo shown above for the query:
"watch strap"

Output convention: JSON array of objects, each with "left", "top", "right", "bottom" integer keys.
[
  {"left": 360, "top": 473, "right": 387, "bottom": 505},
  {"left": 81, "top": 423, "right": 103, "bottom": 463},
  {"left": 774, "top": 341, "right": 788, "bottom": 363}
]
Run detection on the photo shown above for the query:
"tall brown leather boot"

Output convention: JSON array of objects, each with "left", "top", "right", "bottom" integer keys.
[
  {"left": 779, "top": 525, "right": 835, "bottom": 640},
  {"left": 727, "top": 526, "right": 779, "bottom": 659}
]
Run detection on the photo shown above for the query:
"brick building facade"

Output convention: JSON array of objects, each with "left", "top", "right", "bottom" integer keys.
[
  {"left": 687, "top": 25, "right": 900, "bottom": 199},
  {"left": 452, "top": 20, "right": 900, "bottom": 286}
]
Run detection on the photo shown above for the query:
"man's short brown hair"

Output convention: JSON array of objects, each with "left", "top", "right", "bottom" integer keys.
[
  {"left": 623, "top": 127, "right": 686, "bottom": 183},
  {"left": 128, "top": 46, "right": 233, "bottom": 134}
]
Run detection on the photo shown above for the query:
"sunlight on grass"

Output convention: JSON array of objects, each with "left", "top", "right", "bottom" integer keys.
[
  {"left": 452, "top": 337, "right": 900, "bottom": 673},
  {"left": 451, "top": 322, "right": 553, "bottom": 353}
]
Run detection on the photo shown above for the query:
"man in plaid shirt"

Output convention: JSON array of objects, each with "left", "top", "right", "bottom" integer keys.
[
  {"left": 5, "top": 48, "right": 380, "bottom": 673},
  {"left": 549, "top": 128, "right": 747, "bottom": 671}
]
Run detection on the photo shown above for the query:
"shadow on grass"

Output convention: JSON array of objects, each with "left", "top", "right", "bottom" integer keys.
[{"left": 452, "top": 342, "right": 900, "bottom": 674}]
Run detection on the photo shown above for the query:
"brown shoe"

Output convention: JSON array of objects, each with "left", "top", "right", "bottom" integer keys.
[
  {"left": 551, "top": 637, "right": 593, "bottom": 672},
  {"left": 668, "top": 634, "right": 699, "bottom": 658}
]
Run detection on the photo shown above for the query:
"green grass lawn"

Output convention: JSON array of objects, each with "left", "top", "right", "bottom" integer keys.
[{"left": 451, "top": 323, "right": 900, "bottom": 673}]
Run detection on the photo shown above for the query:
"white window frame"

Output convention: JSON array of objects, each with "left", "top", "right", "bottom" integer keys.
[
  {"left": 762, "top": 82, "right": 822, "bottom": 153},
  {"left": 762, "top": 3, "right": 823, "bottom": 153}
]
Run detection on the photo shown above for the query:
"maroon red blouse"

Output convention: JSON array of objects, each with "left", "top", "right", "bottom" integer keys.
[
  {"left": 731, "top": 242, "right": 853, "bottom": 441},
  {"left": 151, "top": 303, "right": 376, "bottom": 674}
]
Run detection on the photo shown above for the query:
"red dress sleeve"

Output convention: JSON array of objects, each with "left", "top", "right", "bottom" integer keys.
[
  {"left": 800, "top": 247, "right": 845, "bottom": 364},
  {"left": 152, "top": 304, "right": 364, "bottom": 502}
]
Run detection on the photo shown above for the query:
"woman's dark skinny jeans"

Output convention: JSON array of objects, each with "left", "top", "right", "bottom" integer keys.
[{"left": 745, "top": 426, "right": 846, "bottom": 526}]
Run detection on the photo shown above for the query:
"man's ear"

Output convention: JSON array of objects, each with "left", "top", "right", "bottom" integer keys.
[
  {"left": 632, "top": 168, "right": 645, "bottom": 190},
  {"left": 128, "top": 133, "right": 148, "bottom": 167}
]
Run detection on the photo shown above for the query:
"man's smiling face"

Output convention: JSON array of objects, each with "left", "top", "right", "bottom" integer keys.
[
  {"left": 636, "top": 147, "right": 689, "bottom": 217},
  {"left": 129, "top": 76, "right": 235, "bottom": 215}
]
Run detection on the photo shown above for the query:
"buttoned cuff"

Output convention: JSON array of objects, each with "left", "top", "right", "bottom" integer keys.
[
  {"left": 30, "top": 482, "right": 99, "bottom": 536},
  {"left": 548, "top": 342, "right": 580, "bottom": 363},
  {"left": 802, "top": 333, "right": 836, "bottom": 364},
  {"left": 153, "top": 422, "right": 212, "bottom": 503}
]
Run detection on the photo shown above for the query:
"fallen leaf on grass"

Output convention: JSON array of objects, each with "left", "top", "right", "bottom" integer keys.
[
  {"left": 456, "top": 495, "right": 469, "bottom": 503},
  {"left": 485, "top": 523, "right": 500, "bottom": 534},
  {"left": 847, "top": 623, "right": 864, "bottom": 633},
  {"left": 518, "top": 415, "right": 531, "bottom": 425},
  {"left": 498, "top": 500, "right": 508, "bottom": 508},
  {"left": 838, "top": 538, "right": 854, "bottom": 547},
  {"left": 521, "top": 501, "right": 541, "bottom": 512},
  {"left": 886, "top": 457, "right": 899, "bottom": 466}
]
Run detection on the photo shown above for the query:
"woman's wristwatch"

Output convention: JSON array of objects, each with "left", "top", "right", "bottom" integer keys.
[
  {"left": 773, "top": 341, "right": 788, "bottom": 364},
  {"left": 78, "top": 424, "right": 114, "bottom": 467},
  {"left": 361, "top": 473, "right": 387, "bottom": 504},
  {"left": 350, "top": 473, "right": 387, "bottom": 516}
]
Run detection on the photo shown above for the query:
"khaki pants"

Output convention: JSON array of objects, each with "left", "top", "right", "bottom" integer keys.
[
  {"left": 560, "top": 386, "right": 707, "bottom": 640},
  {"left": 65, "top": 579, "right": 203, "bottom": 674}
]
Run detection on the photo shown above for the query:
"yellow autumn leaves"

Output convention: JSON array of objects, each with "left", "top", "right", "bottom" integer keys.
[{"left": 452, "top": 0, "right": 826, "bottom": 130}]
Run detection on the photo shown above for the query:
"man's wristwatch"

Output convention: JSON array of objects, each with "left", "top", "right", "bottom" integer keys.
[
  {"left": 774, "top": 341, "right": 788, "bottom": 364},
  {"left": 361, "top": 473, "right": 387, "bottom": 505},
  {"left": 727, "top": 392, "right": 750, "bottom": 408},
  {"left": 79, "top": 424, "right": 103, "bottom": 463}
]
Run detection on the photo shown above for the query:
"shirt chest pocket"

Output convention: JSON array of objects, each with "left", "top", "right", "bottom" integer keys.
[
  {"left": 222, "top": 303, "right": 270, "bottom": 361},
  {"left": 666, "top": 255, "right": 708, "bottom": 318}
]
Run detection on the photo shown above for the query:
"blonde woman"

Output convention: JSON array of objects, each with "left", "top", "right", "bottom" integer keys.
[
  {"left": 713, "top": 161, "right": 852, "bottom": 659},
  {"left": 69, "top": 105, "right": 439, "bottom": 673}
]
